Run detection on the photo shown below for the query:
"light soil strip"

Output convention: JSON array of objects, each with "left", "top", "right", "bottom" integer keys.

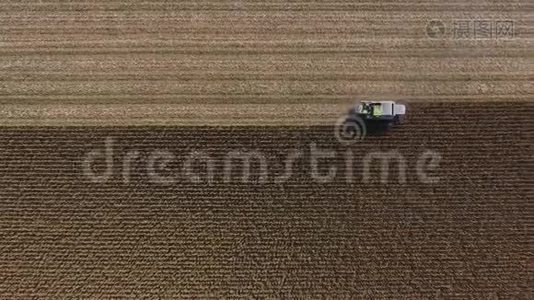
[
  {"left": 0, "top": 104, "right": 351, "bottom": 126},
  {"left": 0, "top": 1, "right": 532, "bottom": 125}
]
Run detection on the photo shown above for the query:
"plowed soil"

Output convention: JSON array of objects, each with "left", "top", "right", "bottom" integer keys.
[{"left": 0, "top": 103, "right": 531, "bottom": 298}]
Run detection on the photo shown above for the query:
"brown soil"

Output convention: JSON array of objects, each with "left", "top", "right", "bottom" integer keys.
[{"left": 0, "top": 103, "right": 531, "bottom": 298}]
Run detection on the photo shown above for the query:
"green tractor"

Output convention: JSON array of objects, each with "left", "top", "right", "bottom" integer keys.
[
  {"left": 353, "top": 101, "right": 406, "bottom": 125},
  {"left": 336, "top": 101, "right": 406, "bottom": 143}
]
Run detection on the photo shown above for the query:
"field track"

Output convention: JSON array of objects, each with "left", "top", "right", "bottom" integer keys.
[{"left": 0, "top": 0, "right": 532, "bottom": 298}]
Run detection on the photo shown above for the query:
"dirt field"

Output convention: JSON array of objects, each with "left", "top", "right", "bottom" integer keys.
[
  {"left": 0, "top": 103, "right": 531, "bottom": 298},
  {"left": 0, "top": 0, "right": 532, "bottom": 298}
]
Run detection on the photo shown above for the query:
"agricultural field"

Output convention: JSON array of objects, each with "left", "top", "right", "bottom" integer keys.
[
  {"left": 0, "top": 0, "right": 532, "bottom": 125},
  {"left": 0, "top": 0, "right": 532, "bottom": 298},
  {"left": 0, "top": 103, "right": 531, "bottom": 297}
]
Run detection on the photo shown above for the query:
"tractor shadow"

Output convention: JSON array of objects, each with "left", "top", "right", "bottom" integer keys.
[{"left": 364, "top": 120, "right": 394, "bottom": 136}]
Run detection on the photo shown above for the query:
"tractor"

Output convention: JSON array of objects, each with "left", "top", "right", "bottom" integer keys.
[
  {"left": 336, "top": 101, "right": 406, "bottom": 143},
  {"left": 351, "top": 101, "right": 406, "bottom": 126}
]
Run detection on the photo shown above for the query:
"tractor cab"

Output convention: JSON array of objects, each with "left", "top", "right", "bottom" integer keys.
[{"left": 358, "top": 102, "right": 386, "bottom": 118}]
